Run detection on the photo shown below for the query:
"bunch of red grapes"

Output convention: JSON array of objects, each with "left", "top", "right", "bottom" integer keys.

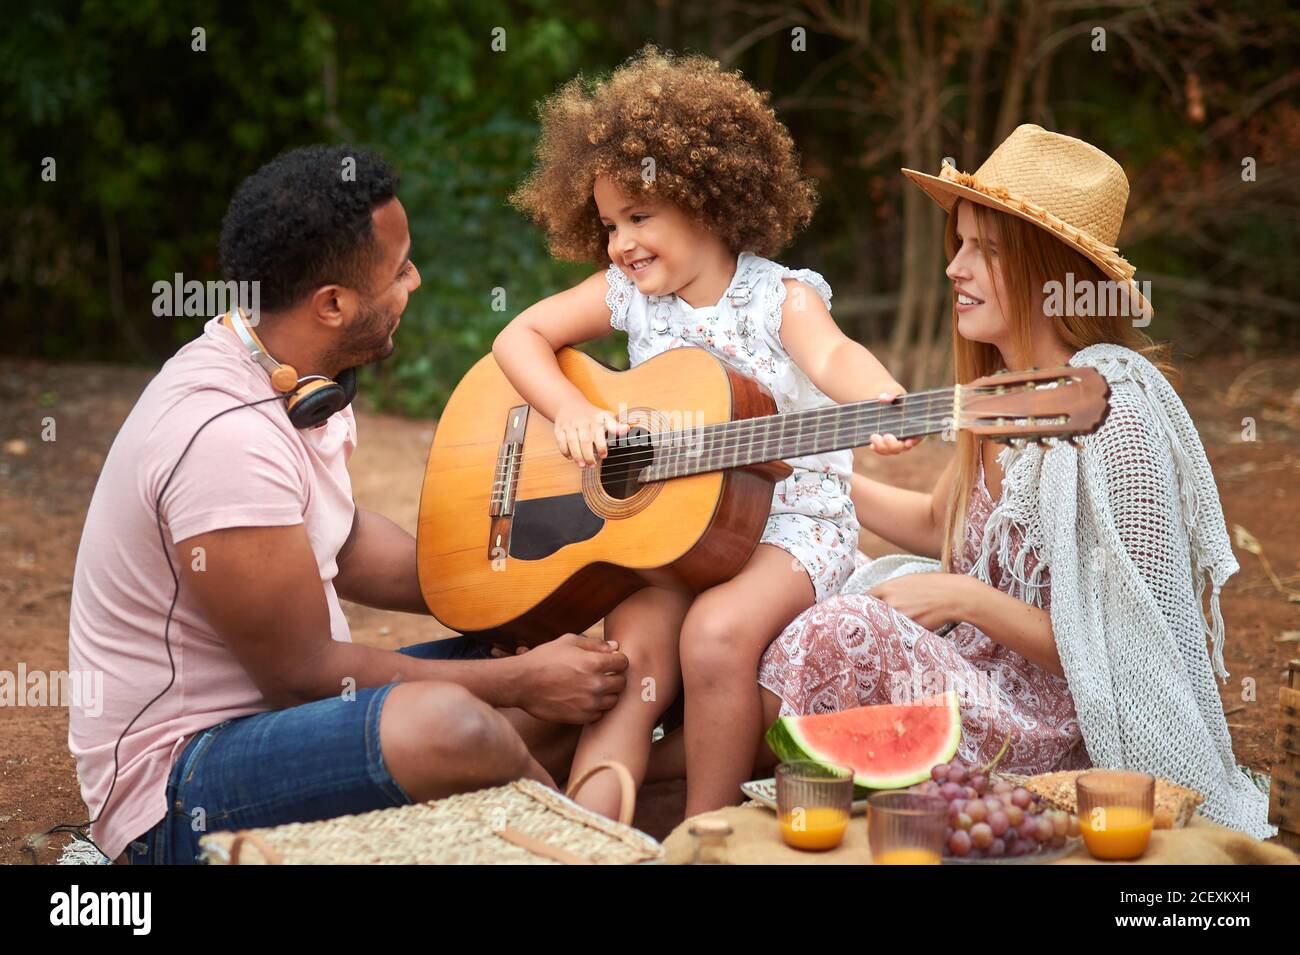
[{"left": 909, "top": 761, "right": 1080, "bottom": 859}]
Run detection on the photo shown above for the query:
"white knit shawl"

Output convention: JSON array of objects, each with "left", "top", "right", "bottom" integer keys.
[{"left": 845, "top": 343, "right": 1275, "bottom": 838}]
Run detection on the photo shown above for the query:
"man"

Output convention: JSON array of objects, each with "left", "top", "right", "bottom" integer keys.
[{"left": 67, "top": 145, "right": 628, "bottom": 864}]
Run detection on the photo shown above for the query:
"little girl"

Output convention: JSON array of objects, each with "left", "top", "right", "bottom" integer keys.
[{"left": 495, "top": 47, "right": 913, "bottom": 818}]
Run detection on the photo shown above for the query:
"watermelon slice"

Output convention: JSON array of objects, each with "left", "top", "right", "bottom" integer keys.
[{"left": 765, "top": 690, "right": 962, "bottom": 789}]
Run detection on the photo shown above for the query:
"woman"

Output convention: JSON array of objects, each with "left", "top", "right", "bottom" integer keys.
[{"left": 752, "top": 124, "right": 1274, "bottom": 838}]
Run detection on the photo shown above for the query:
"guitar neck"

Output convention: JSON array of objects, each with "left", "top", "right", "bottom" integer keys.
[{"left": 639, "top": 388, "right": 957, "bottom": 482}]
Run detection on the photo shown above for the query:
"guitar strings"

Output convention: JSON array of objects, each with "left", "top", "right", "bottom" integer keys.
[
  {"left": 491, "top": 403, "right": 1072, "bottom": 491},
  {"left": 490, "top": 417, "right": 1056, "bottom": 492},
  {"left": 498, "top": 385, "right": 959, "bottom": 467},
  {"left": 491, "top": 394, "right": 1071, "bottom": 488},
  {"left": 486, "top": 376, "right": 1076, "bottom": 488},
  {"left": 496, "top": 400, "right": 957, "bottom": 471},
  {"left": 532, "top": 379, "right": 1065, "bottom": 459},
  {"left": 491, "top": 392, "right": 1048, "bottom": 460}
]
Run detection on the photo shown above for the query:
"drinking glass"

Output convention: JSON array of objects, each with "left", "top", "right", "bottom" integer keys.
[
  {"left": 775, "top": 760, "right": 854, "bottom": 851},
  {"left": 867, "top": 791, "right": 948, "bottom": 864},
  {"left": 1076, "top": 770, "right": 1155, "bottom": 861}
]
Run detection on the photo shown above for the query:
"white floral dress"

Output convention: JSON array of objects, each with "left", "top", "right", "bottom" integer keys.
[{"left": 605, "top": 251, "right": 861, "bottom": 602}]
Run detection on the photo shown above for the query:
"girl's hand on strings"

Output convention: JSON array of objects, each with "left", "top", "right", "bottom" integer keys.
[
  {"left": 553, "top": 398, "right": 630, "bottom": 468},
  {"left": 867, "top": 389, "right": 919, "bottom": 456}
]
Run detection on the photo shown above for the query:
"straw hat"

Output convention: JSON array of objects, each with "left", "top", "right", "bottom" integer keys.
[{"left": 901, "top": 123, "right": 1153, "bottom": 321}]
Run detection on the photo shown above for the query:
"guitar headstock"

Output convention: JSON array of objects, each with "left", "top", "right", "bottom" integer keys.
[{"left": 961, "top": 366, "right": 1110, "bottom": 446}]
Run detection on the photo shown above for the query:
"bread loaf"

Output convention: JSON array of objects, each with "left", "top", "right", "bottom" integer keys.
[{"left": 1000, "top": 770, "right": 1203, "bottom": 829}]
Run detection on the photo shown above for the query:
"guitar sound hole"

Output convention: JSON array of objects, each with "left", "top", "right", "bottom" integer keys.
[{"left": 600, "top": 427, "right": 653, "bottom": 499}]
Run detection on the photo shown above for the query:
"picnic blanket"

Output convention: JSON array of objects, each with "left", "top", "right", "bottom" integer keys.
[{"left": 663, "top": 806, "right": 1298, "bottom": 865}]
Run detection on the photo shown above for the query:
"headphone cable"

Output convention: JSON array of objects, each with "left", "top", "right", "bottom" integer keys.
[{"left": 33, "top": 393, "right": 288, "bottom": 864}]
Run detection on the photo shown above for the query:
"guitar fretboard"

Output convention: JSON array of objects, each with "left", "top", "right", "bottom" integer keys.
[{"left": 639, "top": 388, "right": 958, "bottom": 482}]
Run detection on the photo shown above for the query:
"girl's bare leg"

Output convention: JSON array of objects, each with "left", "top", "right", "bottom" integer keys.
[
  {"left": 752, "top": 687, "right": 784, "bottom": 775},
  {"left": 646, "top": 680, "right": 786, "bottom": 784},
  {"left": 567, "top": 585, "right": 693, "bottom": 818},
  {"left": 645, "top": 727, "right": 685, "bottom": 783},
  {"left": 680, "top": 544, "right": 814, "bottom": 817}
]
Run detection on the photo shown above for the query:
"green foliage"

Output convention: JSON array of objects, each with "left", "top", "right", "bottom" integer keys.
[
  {"left": 0, "top": 0, "right": 616, "bottom": 415},
  {"left": 3, "top": 0, "right": 1297, "bottom": 416}
]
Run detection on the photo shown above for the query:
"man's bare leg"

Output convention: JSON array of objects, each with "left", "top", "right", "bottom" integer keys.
[
  {"left": 497, "top": 707, "right": 581, "bottom": 785},
  {"left": 380, "top": 681, "right": 554, "bottom": 800}
]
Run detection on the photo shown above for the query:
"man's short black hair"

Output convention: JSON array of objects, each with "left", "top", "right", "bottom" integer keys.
[{"left": 219, "top": 144, "right": 400, "bottom": 311}]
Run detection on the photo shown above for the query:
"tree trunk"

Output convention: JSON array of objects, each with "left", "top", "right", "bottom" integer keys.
[
  {"left": 913, "top": 4, "right": 948, "bottom": 388},
  {"left": 993, "top": 1, "right": 1049, "bottom": 144},
  {"left": 889, "top": 2, "right": 924, "bottom": 378},
  {"left": 963, "top": 0, "right": 1004, "bottom": 169},
  {"left": 1029, "top": 7, "right": 1056, "bottom": 126},
  {"left": 890, "top": 2, "right": 951, "bottom": 388}
]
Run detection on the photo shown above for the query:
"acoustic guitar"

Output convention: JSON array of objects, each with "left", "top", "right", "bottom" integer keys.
[{"left": 416, "top": 345, "right": 1109, "bottom": 646}]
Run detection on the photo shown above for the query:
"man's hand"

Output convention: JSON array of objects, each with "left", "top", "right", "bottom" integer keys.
[{"left": 498, "top": 633, "right": 628, "bottom": 724}]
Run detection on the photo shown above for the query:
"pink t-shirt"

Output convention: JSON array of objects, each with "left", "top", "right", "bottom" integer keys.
[{"left": 67, "top": 316, "right": 358, "bottom": 860}]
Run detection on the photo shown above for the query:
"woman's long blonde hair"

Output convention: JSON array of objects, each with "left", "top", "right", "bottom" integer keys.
[{"left": 938, "top": 199, "right": 1177, "bottom": 570}]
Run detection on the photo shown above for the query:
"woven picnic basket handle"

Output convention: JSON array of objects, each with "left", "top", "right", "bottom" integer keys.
[{"left": 564, "top": 760, "right": 637, "bottom": 825}]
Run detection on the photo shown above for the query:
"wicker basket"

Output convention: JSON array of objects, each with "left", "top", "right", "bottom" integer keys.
[
  {"left": 1268, "top": 659, "right": 1300, "bottom": 850},
  {"left": 199, "top": 761, "right": 662, "bottom": 865}
]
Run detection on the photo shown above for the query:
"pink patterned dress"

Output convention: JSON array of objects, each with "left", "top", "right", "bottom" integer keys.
[{"left": 757, "top": 456, "right": 1092, "bottom": 775}]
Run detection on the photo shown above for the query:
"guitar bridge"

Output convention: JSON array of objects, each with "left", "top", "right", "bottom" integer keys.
[{"left": 488, "top": 405, "right": 529, "bottom": 563}]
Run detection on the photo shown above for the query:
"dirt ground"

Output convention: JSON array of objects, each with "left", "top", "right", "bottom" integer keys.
[{"left": 1, "top": 351, "right": 1297, "bottom": 864}]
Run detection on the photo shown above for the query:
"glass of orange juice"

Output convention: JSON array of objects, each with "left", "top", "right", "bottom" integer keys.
[
  {"left": 775, "top": 760, "right": 854, "bottom": 851},
  {"left": 867, "top": 792, "right": 948, "bottom": 864},
  {"left": 1076, "top": 770, "right": 1155, "bottom": 861}
]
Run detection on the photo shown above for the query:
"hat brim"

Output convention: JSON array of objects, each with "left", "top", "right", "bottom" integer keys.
[{"left": 900, "top": 166, "right": 1154, "bottom": 323}]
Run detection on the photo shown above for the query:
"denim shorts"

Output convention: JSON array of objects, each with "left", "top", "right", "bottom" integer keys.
[{"left": 123, "top": 635, "right": 493, "bottom": 865}]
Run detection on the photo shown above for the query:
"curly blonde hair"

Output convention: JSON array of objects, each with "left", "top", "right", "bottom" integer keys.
[{"left": 510, "top": 46, "right": 819, "bottom": 264}]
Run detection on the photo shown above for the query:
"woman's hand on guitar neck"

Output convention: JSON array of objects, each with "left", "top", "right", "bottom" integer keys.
[{"left": 554, "top": 398, "right": 629, "bottom": 469}]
